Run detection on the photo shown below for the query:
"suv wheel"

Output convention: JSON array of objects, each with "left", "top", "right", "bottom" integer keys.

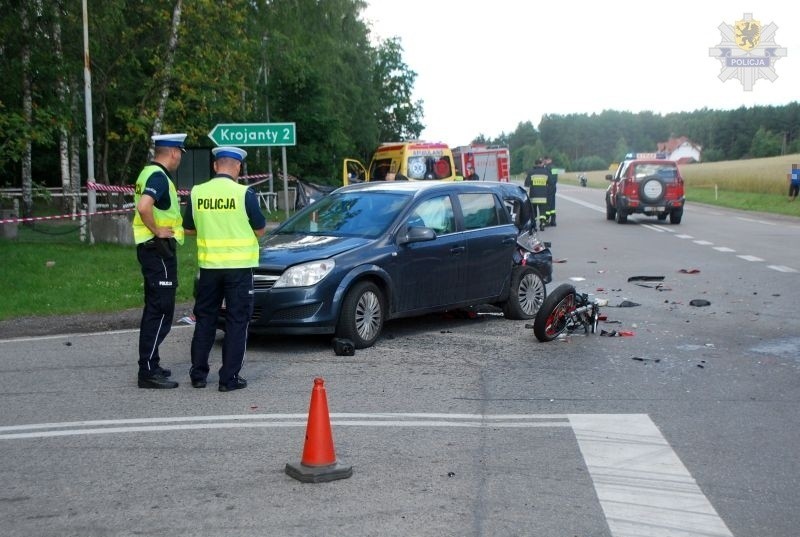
[
  {"left": 639, "top": 177, "right": 665, "bottom": 203},
  {"left": 605, "top": 195, "right": 616, "bottom": 220},
  {"left": 669, "top": 208, "right": 683, "bottom": 224},
  {"left": 335, "top": 281, "right": 384, "bottom": 349},
  {"left": 615, "top": 203, "right": 628, "bottom": 224},
  {"left": 502, "top": 266, "right": 546, "bottom": 319}
]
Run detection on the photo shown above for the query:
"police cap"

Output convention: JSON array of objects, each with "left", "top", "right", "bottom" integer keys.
[
  {"left": 152, "top": 133, "right": 187, "bottom": 152},
  {"left": 212, "top": 146, "right": 248, "bottom": 162}
]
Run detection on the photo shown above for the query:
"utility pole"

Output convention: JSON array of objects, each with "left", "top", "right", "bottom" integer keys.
[{"left": 82, "top": 0, "right": 96, "bottom": 243}]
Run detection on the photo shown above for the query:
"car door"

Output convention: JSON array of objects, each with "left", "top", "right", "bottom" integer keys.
[
  {"left": 392, "top": 194, "right": 466, "bottom": 312},
  {"left": 456, "top": 191, "right": 517, "bottom": 300}
]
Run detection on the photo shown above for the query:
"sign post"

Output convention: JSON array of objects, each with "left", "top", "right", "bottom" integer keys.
[{"left": 208, "top": 122, "right": 297, "bottom": 220}]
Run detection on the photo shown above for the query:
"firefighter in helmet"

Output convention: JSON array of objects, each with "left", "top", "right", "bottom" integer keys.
[{"left": 524, "top": 158, "right": 551, "bottom": 231}]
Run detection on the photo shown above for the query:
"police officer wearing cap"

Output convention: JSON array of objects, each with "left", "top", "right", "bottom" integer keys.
[
  {"left": 183, "top": 147, "right": 266, "bottom": 392},
  {"left": 132, "top": 133, "right": 187, "bottom": 389}
]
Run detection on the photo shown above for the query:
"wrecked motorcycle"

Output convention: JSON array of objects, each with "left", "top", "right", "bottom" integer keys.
[{"left": 532, "top": 283, "right": 607, "bottom": 342}]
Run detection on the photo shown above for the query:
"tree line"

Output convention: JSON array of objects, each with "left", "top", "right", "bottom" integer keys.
[
  {"left": 487, "top": 103, "right": 800, "bottom": 176},
  {"left": 2, "top": 1, "right": 798, "bottom": 218},
  {"left": 1, "top": 0, "right": 423, "bottom": 216}
]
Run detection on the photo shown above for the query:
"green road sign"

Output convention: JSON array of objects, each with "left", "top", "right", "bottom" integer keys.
[{"left": 208, "top": 122, "right": 296, "bottom": 147}]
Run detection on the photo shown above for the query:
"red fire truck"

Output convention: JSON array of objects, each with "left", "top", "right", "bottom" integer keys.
[{"left": 451, "top": 145, "right": 510, "bottom": 182}]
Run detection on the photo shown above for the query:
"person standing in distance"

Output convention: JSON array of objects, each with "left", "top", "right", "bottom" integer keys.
[
  {"left": 183, "top": 147, "right": 266, "bottom": 392},
  {"left": 132, "top": 133, "right": 186, "bottom": 389},
  {"left": 788, "top": 163, "right": 799, "bottom": 201},
  {"left": 543, "top": 156, "right": 558, "bottom": 227},
  {"left": 524, "top": 158, "right": 551, "bottom": 231},
  {"left": 465, "top": 165, "right": 480, "bottom": 181}
]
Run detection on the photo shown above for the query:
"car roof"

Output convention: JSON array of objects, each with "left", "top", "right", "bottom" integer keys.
[
  {"left": 627, "top": 159, "right": 678, "bottom": 166},
  {"left": 336, "top": 180, "right": 522, "bottom": 196}
]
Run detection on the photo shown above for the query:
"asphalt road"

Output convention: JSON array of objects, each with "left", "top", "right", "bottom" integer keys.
[{"left": 1, "top": 185, "right": 798, "bottom": 537}]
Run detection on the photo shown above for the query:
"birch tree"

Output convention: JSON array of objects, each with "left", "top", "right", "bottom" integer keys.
[{"left": 149, "top": 0, "right": 183, "bottom": 159}]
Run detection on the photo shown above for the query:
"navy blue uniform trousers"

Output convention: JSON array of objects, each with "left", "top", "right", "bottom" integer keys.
[
  {"left": 136, "top": 242, "right": 177, "bottom": 377},
  {"left": 190, "top": 268, "right": 254, "bottom": 388}
]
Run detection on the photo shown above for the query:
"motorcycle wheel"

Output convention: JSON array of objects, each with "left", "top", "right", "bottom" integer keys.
[{"left": 533, "top": 283, "right": 577, "bottom": 342}]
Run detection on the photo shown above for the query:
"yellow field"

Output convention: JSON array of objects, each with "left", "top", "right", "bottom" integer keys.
[
  {"left": 680, "top": 154, "right": 798, "bottom": 195},
  {"left": 561, "top": 153, "right": 799, "bottom": 195}
]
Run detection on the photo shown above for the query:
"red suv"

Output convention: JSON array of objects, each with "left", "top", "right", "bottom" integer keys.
[{"left": 605, "top": 159, "right": 685, "bottom": 224}]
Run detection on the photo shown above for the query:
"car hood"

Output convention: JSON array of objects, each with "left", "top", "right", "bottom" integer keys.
[{"left": 258, "top": 233, "right": 371, "bottom": 269}]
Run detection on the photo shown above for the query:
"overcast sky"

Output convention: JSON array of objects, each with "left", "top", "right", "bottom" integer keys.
[{"left": 362, "top": 1, "right": 799, "bottom": 147}]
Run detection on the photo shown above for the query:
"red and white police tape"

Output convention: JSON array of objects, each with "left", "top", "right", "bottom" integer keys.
[{"left": 0, "top": 174, "right": 273, "bottom": 225}]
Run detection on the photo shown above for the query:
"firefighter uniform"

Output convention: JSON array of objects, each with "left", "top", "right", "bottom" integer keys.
[
  {"left": 524, "top": 164, "right": 551, "bottom": 231},
  {"left": 545, "top": 167, "right": 558, "bottom": 226},
  {"left": 133, "top": 133, "right": 186, "bottom": 389},
  {"left": 184, "top": 146, "right": 266, "bottom": 392}
]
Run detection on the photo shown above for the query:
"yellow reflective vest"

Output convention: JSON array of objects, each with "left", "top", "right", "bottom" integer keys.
[
  {"left": 191, "top": 178, "right": 259, "bottom": 269},
  {"left": 132, "top": 164, "right": 185, "bottom": 245}
]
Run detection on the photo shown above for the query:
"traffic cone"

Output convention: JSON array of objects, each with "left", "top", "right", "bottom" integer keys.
[{"left": 285, "top": 377, "right": 352, "bottom": 483}]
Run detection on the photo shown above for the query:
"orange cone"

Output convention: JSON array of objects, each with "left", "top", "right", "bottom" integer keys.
[{"left": 285, "top": 378, "right": 352, "bottom": 483}]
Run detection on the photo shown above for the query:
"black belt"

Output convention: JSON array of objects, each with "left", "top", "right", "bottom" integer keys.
[{"left": 141, "top": 237, "right": 176, "bottom": 258}]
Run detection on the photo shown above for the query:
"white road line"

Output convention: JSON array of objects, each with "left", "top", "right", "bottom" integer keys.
[
  {"left": 569, "top": 414, "right": 733, "bottom": 537},
  {"left": 1, "top": 412, "right": 731, "bottom": 535},
  {"left": 693, "top": 240, "right": 714, "bottom": 245},
  {"left": 713, "top": 247, "right": 736, "bottom": 252},
  {"left": 768, "top": 265, "right": 799, "bottom": 273},
  {"left": 737, "top": 255, "right": 764, "bottom": 262},
  {"left": 0, "top": 324, "right": 193, "bottom": 344},
  {"left": 0, "top": 413, "right": 571, "bottom": 439},
  {"left": 557, "top": 193, "right": 605, "bottom": 213},
  {"left": 675, "top": 234, "right": 694, "bottom": 239},
  {"left": 736, "top": 216, "right": 776, "bottom": 226}
]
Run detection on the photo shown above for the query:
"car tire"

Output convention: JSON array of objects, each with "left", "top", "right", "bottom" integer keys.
[
  {"left": 615, "top": 203, "right": 628, "bottom": 224},
  {"left": 335, "top": 280, "right": 384, "bottom": 349},
  {"left": 502, "top": 266, "right": 546, "bottom": 320},
  {"left": 606, "top": 195, "right": 616, "bottom": 220},
  {"left": 669, "top": 208, "right": 683, "bottom": 224},
  {"left": 639, "top": 176, "right": 665, "bottom": 203}
]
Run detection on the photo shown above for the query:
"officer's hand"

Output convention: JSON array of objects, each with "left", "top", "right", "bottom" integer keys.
[{"left": 154, "top": 227, "right": 174, "bottom": 239}]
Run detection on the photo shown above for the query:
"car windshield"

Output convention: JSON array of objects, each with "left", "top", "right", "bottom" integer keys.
[
  {"left": 634, "top": 163, "right": 678, "bottom": 181},
  {"left": 276, "top": 191, "right": 412, "bottom": 238}
]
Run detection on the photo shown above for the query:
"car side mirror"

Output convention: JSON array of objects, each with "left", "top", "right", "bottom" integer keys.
[
  {"left": 397, "top": 226, "right": 436, "bottom": 245},
  {"left": 605, "top": 174, "right": 613, "bottom": 181}
]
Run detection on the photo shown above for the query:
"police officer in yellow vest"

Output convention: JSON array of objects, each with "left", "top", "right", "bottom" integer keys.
[
  {"left": 183, "top": 146, "right": 266, "bottom": 392},
  {"left": 132, "top": 133, "right": 186, "bottom": 389}
]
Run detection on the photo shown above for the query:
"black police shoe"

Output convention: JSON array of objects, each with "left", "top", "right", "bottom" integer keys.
[
  {"left": 219, "top": 377, "right": 247, "bottom": 392},
  {"left": 153, "top": 366, "right": 172, "bottom": 378},
  {"left": 191, "top": 378, "right": 207, "bottom": 389},
  {"left": 138, "top": 375, "right": 179, "bottom": 389}
]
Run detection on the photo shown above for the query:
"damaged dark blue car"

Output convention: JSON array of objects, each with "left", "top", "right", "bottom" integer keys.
[{"left": 229, "top": 180, "right": 552, "bottom": 349}]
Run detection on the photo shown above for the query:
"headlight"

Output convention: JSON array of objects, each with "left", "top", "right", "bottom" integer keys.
[{"left": 273, "top": 260, "right": 335, "bottom": 288}]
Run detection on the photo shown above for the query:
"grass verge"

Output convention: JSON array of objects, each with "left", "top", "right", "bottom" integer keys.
[{"left": 0, "top": 239, "right": 199, "bottom": 321}]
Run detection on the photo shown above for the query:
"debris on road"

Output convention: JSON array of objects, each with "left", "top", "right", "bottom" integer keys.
[{"left": 627, "top": 275, "right": 665, "bottom": 282}]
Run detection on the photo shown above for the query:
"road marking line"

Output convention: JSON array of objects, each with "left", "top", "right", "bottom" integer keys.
[
  {"left": 693, "top": 240, "right": 714, "bottom": 245},
  {"left": 569, "top": 414, "right": 733, "bottom": 537},
  {"left": 0, "top": 324, "right": 193, "bottom": 344},
  {"left": 675, "top": 234, "right": 694, "bottom": 239},
  {"left": 713, "top": 247, "right": 736, "bottom": 252},
  {"left": 737, "top": 255, "right": 764, "bottom": 262},
  {"left": 768, "top": 265, "right": 798, "bottom": 273},
  {"left": 735, "top": 216, "right": 776, "bottom": 226},
  {"left": 1, "top": 412, "right": 732, "bottom": 535},
  {"left": 0, "top": 413, "right": 571, "bottom": 439}
]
